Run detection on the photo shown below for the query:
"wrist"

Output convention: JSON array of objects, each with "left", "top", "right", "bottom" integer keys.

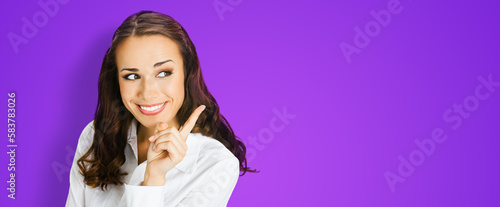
[{"left": 143, "top": 172, "right": 166, "bottom": 186}]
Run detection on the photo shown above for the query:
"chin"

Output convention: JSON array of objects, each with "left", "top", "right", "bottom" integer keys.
[{"left": 137, "top": 113, "right": 172, "bottom": 127}]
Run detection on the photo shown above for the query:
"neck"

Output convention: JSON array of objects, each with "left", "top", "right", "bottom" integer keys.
[{"left": 137, "top": 118, "right": 181, "bottom": 143}]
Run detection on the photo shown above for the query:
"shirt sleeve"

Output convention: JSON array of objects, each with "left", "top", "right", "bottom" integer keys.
[
  {"left": 119, "top": 182, "right": 164, "bottom": 206},
  {"left": 66, "top": 121, "right": 94, "bottom": 207},
  {"left": 177, "top": 157, "right": 240, "bottom": 207},
  {"left": 118, "top": 156, "right": 240, "bottom": 207}
]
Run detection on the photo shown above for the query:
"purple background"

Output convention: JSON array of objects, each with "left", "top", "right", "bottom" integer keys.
[{"left": 1, "top": 0, "right": 500, "bottom": 206}]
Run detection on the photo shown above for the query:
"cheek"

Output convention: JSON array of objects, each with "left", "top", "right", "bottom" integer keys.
[
  {"left": 118, "top": 82, "right": 135, "bottom": 107},
  {"left": 174, "top": 78, "right": 185, "bottom": 103},
  {"left": 161, "top": 78, "right": 184, "bottom": 105}
]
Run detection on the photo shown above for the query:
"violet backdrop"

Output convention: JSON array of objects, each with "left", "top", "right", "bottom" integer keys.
[{"left": 1, "top": 0, "right": 499, "bottom": 206}]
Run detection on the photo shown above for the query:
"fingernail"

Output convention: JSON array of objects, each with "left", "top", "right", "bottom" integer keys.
[
  {"left": 148, "top": 135, "right": 154, "bottom": 141},
  {"left": 201, "top": 105, "right": 206, "bottom": 111},
  {"left": 153, "top": 144, "right": 156, "bottom": 151}
]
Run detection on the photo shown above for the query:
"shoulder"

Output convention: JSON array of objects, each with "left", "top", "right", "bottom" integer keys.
[
  {"left": 80, "top": 120, "right": 95, "bottom": 136},
  {"left": 75, "top": 120, "right": 96, "bottom": 155},
  {"left": 190, "top": 133, "right": 240, "bottom": 174}
]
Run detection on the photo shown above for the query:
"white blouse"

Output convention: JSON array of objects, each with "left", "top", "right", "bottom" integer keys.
[{"left": 66, "top": 118, "right": 240, "bottom": 207}]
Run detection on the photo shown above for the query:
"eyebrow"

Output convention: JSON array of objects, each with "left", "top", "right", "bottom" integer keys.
[{"left": 120, "top": 59, "right": 174, "bottom": 72}]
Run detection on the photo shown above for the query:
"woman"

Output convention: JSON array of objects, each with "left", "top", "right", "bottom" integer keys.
[{"left": 66, "top": 10, "right": 256, "bottom": 206}]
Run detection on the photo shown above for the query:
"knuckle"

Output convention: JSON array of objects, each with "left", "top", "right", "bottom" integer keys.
[
  {"left": 157, "top": 134, "right": 171, "bottom": 142},
  {"left": 161, "top": 142, "right": 169, "bottom": 148}
]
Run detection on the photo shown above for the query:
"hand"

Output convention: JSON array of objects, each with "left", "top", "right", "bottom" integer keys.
[{"left": 143, "top": 105, "right": 206, "bottom": 186}]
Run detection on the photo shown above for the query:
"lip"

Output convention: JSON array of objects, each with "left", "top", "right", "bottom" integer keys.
[{"left": 136, "top": 101, "right": 167, "bottom": 116}]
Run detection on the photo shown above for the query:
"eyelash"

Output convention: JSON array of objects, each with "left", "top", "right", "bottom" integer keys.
[{"left": 122, "top": 70, "right": 173, "bottom": 80}]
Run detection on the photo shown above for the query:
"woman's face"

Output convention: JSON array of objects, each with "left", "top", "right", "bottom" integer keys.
[{"left": 116, "top": 35, "right": 185, "bottom": 129}]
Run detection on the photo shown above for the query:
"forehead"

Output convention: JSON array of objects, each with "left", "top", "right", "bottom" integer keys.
[{"left": 115, "top": 35, "right": 182, "bottom": 68}]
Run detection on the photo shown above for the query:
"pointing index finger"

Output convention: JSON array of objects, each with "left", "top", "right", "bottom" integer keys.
[{"left": 180, "top": 105, "right": 206, "bottom": 139}]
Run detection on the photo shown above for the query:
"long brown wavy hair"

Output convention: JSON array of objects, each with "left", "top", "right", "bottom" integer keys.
[{"left": 78, "top": 10, "right": 258, "bottom": 190}]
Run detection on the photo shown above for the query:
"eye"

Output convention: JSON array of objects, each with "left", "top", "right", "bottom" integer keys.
[
  {"left": 124, "top": 74, "right": 140, "bottom": 80},
  {"left": 157, "top": 70, "right": 172, "bottom": 78}
]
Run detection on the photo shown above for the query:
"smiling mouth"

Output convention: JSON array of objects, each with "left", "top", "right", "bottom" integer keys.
[{"left": 137, "top": 102, "right": 166, "bottom": 112}]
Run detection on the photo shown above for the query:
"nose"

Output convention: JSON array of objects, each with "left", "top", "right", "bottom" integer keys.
[{"left": 139, "top": 76, "right": 160, "bottom": 101}]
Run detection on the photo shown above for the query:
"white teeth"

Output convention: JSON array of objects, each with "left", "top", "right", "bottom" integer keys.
[{"left": 139, "top": 102, "right": 165, "bottom": 111}]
